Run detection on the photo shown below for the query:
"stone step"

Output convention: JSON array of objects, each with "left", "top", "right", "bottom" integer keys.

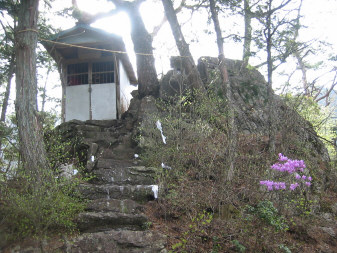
[
  {"left": 84, "top": 119, "right": 121, "bottom": 128},
  {"left": 95, "top": 147, "right": 137, "bottom": 159},
  {"left": 95, "top": 158, "right": 140, "bottom": 169},
  {"left": 83, "top": 137, "right": 118, "bottom": 148},
  {"left": 94, "top": 159, "right": 136, "bottom": 169},
  {"left": 67, "top": 230, "right": 167, "bottom": 253},
  {"left": 81, "top": 131, "right": 119, "bottom": 140},
  {"left": 77, "top": 212, "right": 148, "bottom": 232},
  {"left": 75, "top": 124, "right": 102, "bottom": 132},
  {"left": 79, "top": 183, "right": 157, "bottom": 202},
  {"left": 85, "top": 199, "right": 144, "bottom": 214},
  {"left": 90, "top": 166, "right": 156, "bottom": 185}
]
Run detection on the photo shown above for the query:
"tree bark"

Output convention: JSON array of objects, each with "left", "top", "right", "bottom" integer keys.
[
  {"left": 265, "top": 0, "right": 276, "bottom": 154},
  {"left": 1, "top": 55, "right": 15, "bottom": 122},
  {"left": 291, "top": 0, "right": 310, "bottom": 97},
  {"left": 150, "top": 0, "right": 185, "bottom": 38},
  {"left": 111, "top": 0, "right": 159, "bottom": 98},
  {"left": 243, "top": 0, "right": 252, "bottom": 65},
  {"left": 40, "top": 64, "right": 52, "bottom": 113},
  {"left": 15, "top": 0, "right": 49, "bottom": 179},
  {"left": 294, "top": 51, "right": 309, "bottom": 96},
  {"left": 162, "top": 0, "right": 205, "bottom": 92},
  {"left": 209, "top": 0, "right": 237, "bottom": 181},
  {"left": 0, "top": 54, "right": 15, "bottom": 152}
]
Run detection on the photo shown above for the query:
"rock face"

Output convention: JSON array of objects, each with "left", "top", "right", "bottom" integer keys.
[
  {"left": 161, "top": 57, "right": 329, "bottom": 163},
  {"left": 197, "top": 57, "right": 329, "bottom": 160},
  {"left": 7, "top": 119, "right": 166, "bottom": 253}
]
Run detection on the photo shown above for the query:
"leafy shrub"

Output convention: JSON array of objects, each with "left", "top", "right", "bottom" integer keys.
[
  {"left": 245, "top": 200, "right": 288, "bottom": 232},
  {"left": 279, "top": 244, "right": 292, "bottom": 253},
  {"left": 0, "top": 169, "right": 85, "bottom": 242},
  {"left": 231, "top": 240, "right": 246, "bottom": 252},
  {"left": 283, "top": 94, "right": 337, "bottom": 158},
  {"left": 259, "top": 153, "right": 315, "bottom": 216},
  {"left": 169, "top": 211, "right": 214, "bottom": 252}
]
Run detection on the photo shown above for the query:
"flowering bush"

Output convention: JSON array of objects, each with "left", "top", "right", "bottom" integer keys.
[{"left": 260, "top": 153, "right": 312, "bottom": 191}]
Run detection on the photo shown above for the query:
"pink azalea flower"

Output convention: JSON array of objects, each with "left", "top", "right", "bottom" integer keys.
[{"left": 289, "top": 183, "right": 299, "bottom": 191}]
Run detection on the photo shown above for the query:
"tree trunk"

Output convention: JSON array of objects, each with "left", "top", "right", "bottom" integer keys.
[
  {"left": 162, "top": 0, "right": 205, "bottom": 92},
  {"left": 294, "top": 51, "right": 309, "bottom": 96},
  {"left": 112, "top": 0, "right": 159, "bottom": 98},
  {"left": 40, "top": 64, "right": 52, "bottom": 113},
  {"left": 266, "top": 0, "right": 276, "bottom": 154},
  {"left": 1, "top": 55, "right": 15, "bottom": 122},
  {"left": 209, "top": 0, "right": 237, "bottom": 181},
  {"left": 15, "top": 0, "right": 49, "bottom": 179},
  {"left": 292, "top": 0, "right": 309, "bottom": 96},
  {"left": 0, "top": 55, "right": 15, "bottom": 151},
  {"left": 243, "top": 0, "right": 252, "bottom": 65}
]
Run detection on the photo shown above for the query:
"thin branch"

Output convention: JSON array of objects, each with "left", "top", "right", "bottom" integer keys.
[
  {"left": 317, "top": 134, "right": 336, "bottom": 148},
  {"left": 150, "top": 0, "right": 185, "bottom": 38},
  {"left": 4, "top": 136, "right": 19, "bottom": 152},
  {"left": 315, "top": 71, "right": 337, "bottom": 103}
]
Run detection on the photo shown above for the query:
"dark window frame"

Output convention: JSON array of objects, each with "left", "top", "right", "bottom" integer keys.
[{"left": 67, "top": 61, "right": 115, "bottom": 86}]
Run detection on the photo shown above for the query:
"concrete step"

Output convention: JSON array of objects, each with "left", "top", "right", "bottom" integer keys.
[
  {"left": 90, "top": 166, "right": 156, "bottom": 185},
  {"left": 79, "top": 183, "right": 157, "bottom": 203},
  {"left": 67, "top": 229, "right": 167, "bottom": 253},
  {"left": 77, "top": 211, "right": 148, "bottom": 232}
]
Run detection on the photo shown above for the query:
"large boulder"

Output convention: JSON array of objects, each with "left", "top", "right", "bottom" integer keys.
[{"left": 197, "top": 56, "right": 329, "bottom": 162}]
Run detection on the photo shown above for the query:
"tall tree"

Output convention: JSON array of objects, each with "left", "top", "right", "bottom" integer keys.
[
  {"left": 209, "top": 0, "right": 237, "bottom": 181},
  {"left": 289, "top": 0, "right": 337, "bottom": 105},
  {"left": 0, "top": 1, "right": 18, "bottom": 150},
  {"left": 254, "top": 0, "right": 295, "bottom": 153},
  {"left": 162, "top": 0, "right": 205, "bottom": 92},
  {"left": 112, "top": 0, "right": 159, "bottom": 98},
  {"left": 242, "top": 0, "right": 255, "bottom": 65},
  {"left": 15, "top": 0, "right": 49, "bottom": 179}
]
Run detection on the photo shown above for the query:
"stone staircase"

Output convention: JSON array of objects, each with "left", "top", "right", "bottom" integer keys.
[{"left": 61, "top": 120, "right": 166, "bottom": 252}]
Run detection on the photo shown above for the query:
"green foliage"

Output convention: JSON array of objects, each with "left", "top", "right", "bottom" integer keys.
[
  {"left": 0, "top": 169, "right": 85, "bottom": 241},
  {"left": 289, "top": 197, "right": 313, "bottom": 217},
  {"left": 45, "top": 127, "right": 84, "bottom": 174},
  {"left": 39, "top": 111, "right": 59, "bottom": 132},
  {"left": 283, "top": 94, "right": 337, "bottom": 158},
  {"left": 142, "top": 221, "right": 153, "bottom": 230},
  {"left": 169, "top": 211, "right": 214, "bottom": 252},
  {"left": 279, "top": 244, "right": 292, "bottom": 253},
  {"left": 0, "top": 119, "right": 87, "bottom": 244},
  {"left": 245, "top": 200, "right": 289, "bottom": 232},
  {"left": 231, "top": 240, "right": 246, "bottom": 253},
  {"left": 0, "top": 115, "right": 20, "bottom": 180}
]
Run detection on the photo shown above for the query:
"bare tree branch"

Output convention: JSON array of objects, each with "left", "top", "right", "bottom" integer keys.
[
  {"left": 315, "top": 71, "right": 337, "bottom": 104},
  {"left": 150, "top": 0, "right": 185, "bottom": 38}
]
